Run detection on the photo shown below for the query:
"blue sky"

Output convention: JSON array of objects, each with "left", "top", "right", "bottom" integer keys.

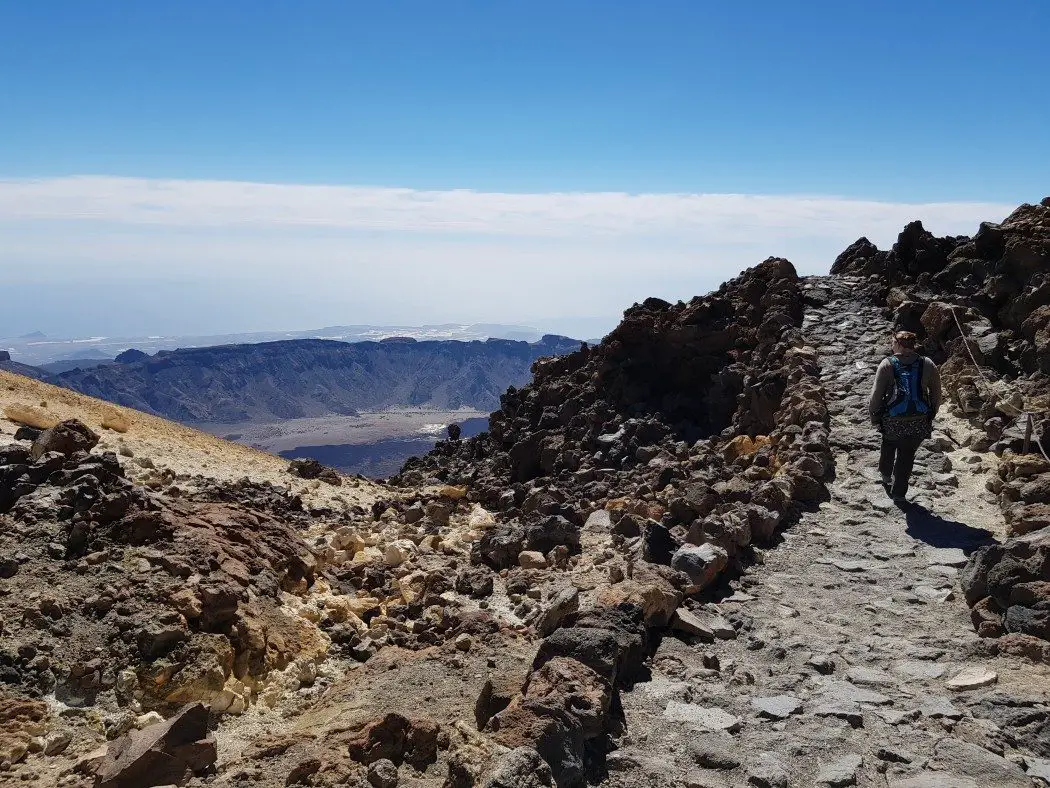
[{"left": 0, "top": 1, "right": 1046, "bottom": 339}]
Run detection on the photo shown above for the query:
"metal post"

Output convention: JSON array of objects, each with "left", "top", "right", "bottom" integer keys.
[{"left": 1023, "top": 412, "right": 1033, "bottom": 455}]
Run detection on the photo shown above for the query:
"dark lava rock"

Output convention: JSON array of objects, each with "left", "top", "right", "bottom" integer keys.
[{"left": 30, "top": 419, "right": 99, "bottom": 460}]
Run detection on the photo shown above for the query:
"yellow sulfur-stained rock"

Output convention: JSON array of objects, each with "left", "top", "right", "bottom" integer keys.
[
  {"left": 100, "top": 409, "right": 132, "bottom": 433},
  {"left": 211, "top": 676, "right": 251, "bottom": 714},
  {"left": 398, "top": 570, "right": 428, "bottom": 604},
  {"left": 352, "top": 546, "right": 384, "bottom": 565},
  {"left": 440, "top": 485, "right": 469, "bottom": 500},
  {"left": 468, "top": 505, "right": 497, "bottom": 530},
  {"left": 2, "top": 403, "right": 59, "bottom": 429}
]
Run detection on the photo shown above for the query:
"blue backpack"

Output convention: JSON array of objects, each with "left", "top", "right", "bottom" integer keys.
[{"left": 886, "top": 356, "right": 930, "bottom": 417}]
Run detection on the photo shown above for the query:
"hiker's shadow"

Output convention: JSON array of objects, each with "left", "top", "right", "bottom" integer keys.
[{"left": 903, "top": 503, "right": 996, "bottom": 553}]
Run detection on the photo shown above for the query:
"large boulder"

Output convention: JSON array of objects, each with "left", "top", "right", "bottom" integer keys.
[
  {"left": 30, "top": 419, "right": 99, "bottom": 460},
  {"left": 960, "top": 529, "right": 1050, "bottom": 641},
  {"left": 671, "top": 543, "right": 729, "bottom": 592},
  {"left": 92, "top": 703, "right": 216, "bottom": 788},
  {"left": 482, "top": 747, "right": 554, "bottom": 788}
]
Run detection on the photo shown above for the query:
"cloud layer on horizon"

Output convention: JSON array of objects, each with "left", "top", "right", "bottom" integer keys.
[
  {"left": 0, "top": 175, "right": 1018, "bottom": 239},
  {"left": 0, "top": 175, "right": 1019, "bottom": 338}
]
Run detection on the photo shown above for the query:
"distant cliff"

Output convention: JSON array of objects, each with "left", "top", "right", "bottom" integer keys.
[
  {"left": 51, "top": 335, "right": 582, "bottom": 423},
  {"left": 0, "top": 351, "right": 48, "bottom": 381}
]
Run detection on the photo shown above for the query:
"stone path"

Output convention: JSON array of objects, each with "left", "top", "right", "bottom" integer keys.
[{"left": 607, "top": 275, "right": 1050, "bottom": 787}]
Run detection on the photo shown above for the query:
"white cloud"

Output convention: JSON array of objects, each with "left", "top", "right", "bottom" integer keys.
[
  {"left": 0, "top": 175, "right": 1015, "bottom": 241},
  {"left": 0, "top": 175, "right": 1019, "bottom": 337}
]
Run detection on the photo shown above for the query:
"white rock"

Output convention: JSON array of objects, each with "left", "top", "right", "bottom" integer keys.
[
  {"left": 468, "top": 505, "right": 496, "bottom": 530},
  {"left": 663, "top": 701, "right": 742, "bottom": 732},
  {"left": 946, "top": 666, "right": 997, "bottom": 691},
  {"left": 134, "top": 712, "right": 164, "bottom": 729},
  {"left": 384, "top": 539, "right": 417, "bottom": 567}
]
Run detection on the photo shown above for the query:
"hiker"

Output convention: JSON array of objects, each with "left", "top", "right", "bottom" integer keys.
[{"left": 869, "top": 330, "right": 942, "bottom": 502}]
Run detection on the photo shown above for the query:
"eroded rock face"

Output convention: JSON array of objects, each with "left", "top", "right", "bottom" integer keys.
[{"left": 0, "top": 442, "right": 322, "bottom": 714}]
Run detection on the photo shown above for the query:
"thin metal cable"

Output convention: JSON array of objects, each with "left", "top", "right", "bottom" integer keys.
[
  {"left": 946, "top": 306, "right": 1050, "bottom": 459},
  {"left": 950, "top": 306, "right": 994, "bottom": 387},
  {"left": 1035, "top": 418, "right": 1050, "bottom": 466}
]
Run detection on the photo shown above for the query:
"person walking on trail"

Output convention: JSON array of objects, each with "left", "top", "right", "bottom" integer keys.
[{"left": 868, "top": 331, "right": 942, "bottom": 503}]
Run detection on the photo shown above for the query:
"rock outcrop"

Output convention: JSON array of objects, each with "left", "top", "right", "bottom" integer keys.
[
  {"left": 394, "top": 258, "right": 833, "bottom": 784},
  {"left": 0, "top": 435, "right": 324, "bottom": 717}
]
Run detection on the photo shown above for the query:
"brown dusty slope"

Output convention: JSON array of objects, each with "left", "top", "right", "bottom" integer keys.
[{"left": 0, "top": 369, "right": 383, "bottom": 512}]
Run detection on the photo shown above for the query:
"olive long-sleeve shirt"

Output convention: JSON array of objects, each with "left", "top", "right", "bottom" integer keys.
[{"left": 868, "top": 352, "right": 942, "bottom": 425}]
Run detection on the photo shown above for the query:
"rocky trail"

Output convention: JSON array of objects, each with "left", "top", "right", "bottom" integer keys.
[{"left": 606, "top": 276, "right": 1050, "bottom": 787}]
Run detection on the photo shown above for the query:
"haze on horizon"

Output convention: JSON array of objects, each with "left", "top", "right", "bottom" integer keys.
[{"left": 1, "top": 1, "right": 1046, "bottom": 340}]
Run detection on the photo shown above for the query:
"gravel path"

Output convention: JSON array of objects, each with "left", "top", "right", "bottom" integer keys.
[{"left": 607, "top": 275, "right": 1050, "bottom": 788}]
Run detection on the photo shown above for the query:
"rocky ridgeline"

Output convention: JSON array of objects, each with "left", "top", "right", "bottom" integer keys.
[
  {"left": 831, "top": 200, "right": 1050, "bottom": 653},
  {"left": 388, "top": 258, "right": 834, "bottom": 785}
]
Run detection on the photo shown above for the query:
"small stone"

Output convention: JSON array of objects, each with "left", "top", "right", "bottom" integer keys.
[
  {"left": 663, "top": 702, "right": 742, "bottom": 732},
  {"left": 875, "top": 747, "right": 913, "bottom": 764},
  {"left": 914, "top": 586, "right": 953, "bottom": 603},
  {"left": 671, "top": 608, "right": 736, "bottom": 640},
  {"left": 688, "top": 738, "right": 741, "bottom": 770},
  {"left": 815, "top": 753, "right": 862, "bottom": 786},
  {"left": 454, "top": 634, "right": 473, "bottom": 652},
  {"left": 807, "top": 655, "right": 835, "bottom": 674},
  {"left": 518, "top": 550, "right": 548, "bottom": 570},
  {"left": 877, "top": 708, "right": 920, "bottom": 725},
  {"left": 845, "top": 666, "right": 894, "bottom": 687},
  {"left": 813, "top": 701, "right": 863, "bottom": 727},
  {"left": 134, "top": 711, "right": 164, "bottom": 729},
  {"left": 383, "top": 540, "right": 416, "bottom": 567},
  {"left": 751, "top": 695, "right": 802, "bottom": 720},
  {"left": 367, "top": 758, "right": 399, "bottom": 788},
  {"left": 946, "top": 667, "right": 997, "bottom": 691},
  {"left": 747, "top": 753, "right": 789, "bottom": 787},
  {"left": 919, "top": 697, "right": 963, "bottom": 720},
  {"left": 43, "top": 731, "right": 72, "bottom": 756}
]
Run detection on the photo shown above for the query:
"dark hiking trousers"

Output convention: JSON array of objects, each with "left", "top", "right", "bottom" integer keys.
[{"left": 879, "top": 435, "right": 923, "bottom": 497}]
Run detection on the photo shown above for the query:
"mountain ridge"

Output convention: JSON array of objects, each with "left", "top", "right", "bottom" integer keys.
[{"left": 48, "top": 334, "right": 582, "bottom": 423}]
